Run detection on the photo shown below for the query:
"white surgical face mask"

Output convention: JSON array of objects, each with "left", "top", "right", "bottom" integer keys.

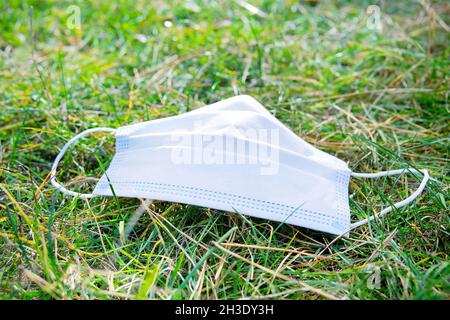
[{"left": 50, "top": 95, "right": 429, "bottom": 236}]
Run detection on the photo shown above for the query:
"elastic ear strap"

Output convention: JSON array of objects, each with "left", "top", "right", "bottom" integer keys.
[
  {"left": 50, "top": 127, "right": 116, "bottom": 199},
  {"left": 350, "top": 168, "right": 430, "bottom": 228}
]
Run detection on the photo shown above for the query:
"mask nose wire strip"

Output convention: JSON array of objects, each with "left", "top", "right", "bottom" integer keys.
[
  {"left": 349, "top": 168, "right": 430, "bottom": 228},
  {"left": 50, "top": 127, "right": 117, "bottom": 199}
]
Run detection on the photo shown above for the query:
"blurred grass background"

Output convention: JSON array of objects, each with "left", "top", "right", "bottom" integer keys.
[{"left": 0, "top": 0, "right": 449, "bottom": 299}]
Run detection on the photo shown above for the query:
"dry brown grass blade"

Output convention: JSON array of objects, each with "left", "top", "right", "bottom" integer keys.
[
  {"left": 213, "top": 242, "right": 340, "bottom": 300},
  {"left": 221, "top": 242, "right": 323, "bottom": 258},
  {"left": 365, "top": 229, "right": 398, "bottom": 264},
  {"left": 23, "top": 268, "right": 61, "bottom": 299}
]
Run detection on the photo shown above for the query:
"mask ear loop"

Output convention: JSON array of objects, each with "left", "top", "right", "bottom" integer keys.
[
  {"left": 50, "top": 127, "right": 117, "bottom": 199},
  {"left": 349, "top": 168, "right": 430, "bottom": 228}
]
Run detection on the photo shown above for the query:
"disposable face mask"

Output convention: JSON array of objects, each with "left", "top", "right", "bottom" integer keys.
[{"left": 50, "top": 95, "right": 429, "bottom": 236}]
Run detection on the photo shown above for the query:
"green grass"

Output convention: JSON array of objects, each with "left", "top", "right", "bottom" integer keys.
[{"left": 0, "top": 0, "right": 449, "bottom": 300}]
